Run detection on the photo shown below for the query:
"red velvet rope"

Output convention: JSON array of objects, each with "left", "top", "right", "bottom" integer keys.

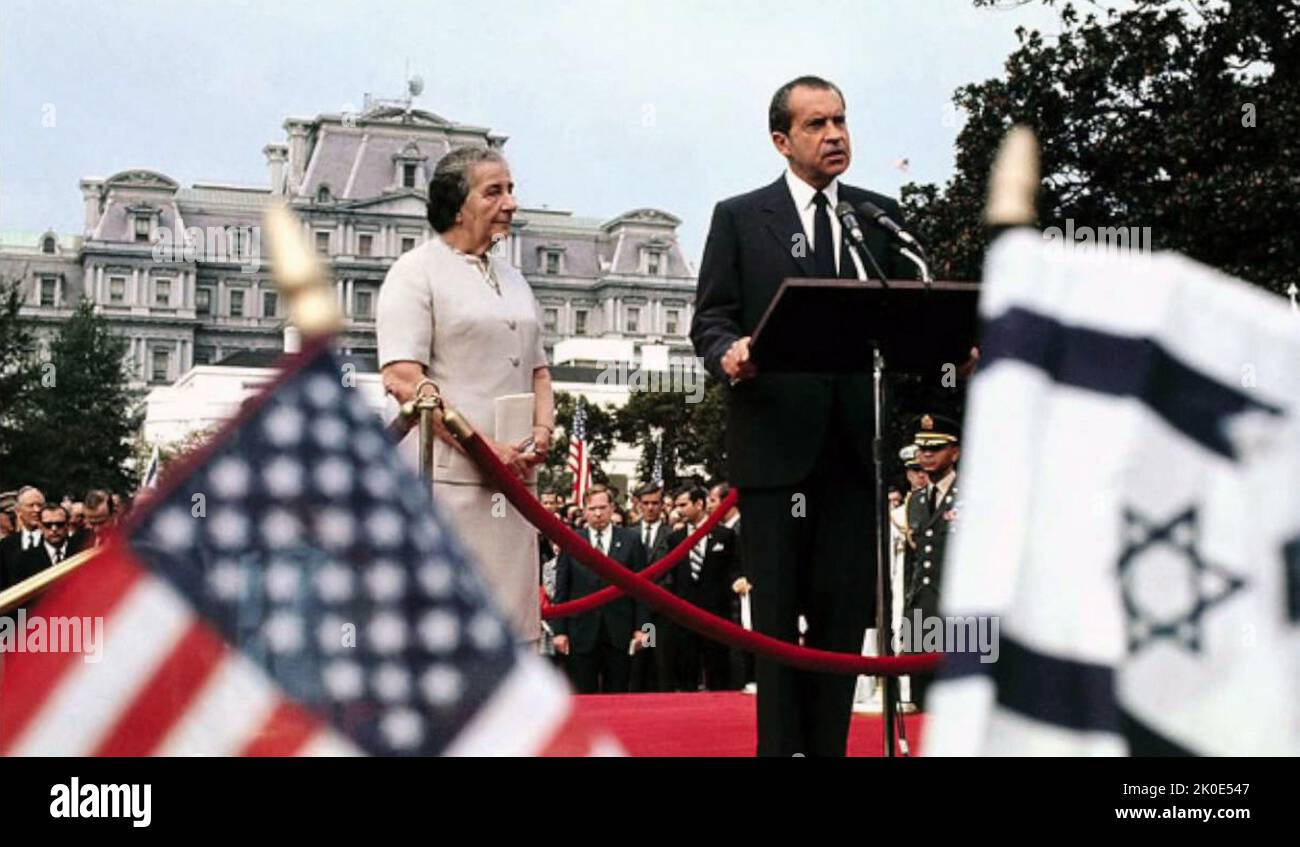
[
  {"left": 541, "top": 489, "right": 739, "bottom": 619},
  {"left": 463, "top": 431, "right": 940, "bottom": 676}
]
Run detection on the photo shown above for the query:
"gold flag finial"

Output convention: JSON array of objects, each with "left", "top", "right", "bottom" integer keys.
[
  {"left": 262, "top": 202, "right": 343, "bottom": 337},
  {"left": 984, "top": 125, "right": 1039, "bottom": 227}
]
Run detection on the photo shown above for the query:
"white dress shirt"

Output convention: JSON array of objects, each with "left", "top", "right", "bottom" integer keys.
[
  {"left": 21, "top": 528, "right": 41, "bottom": 551},
  {"left": 783, "top": 167, "right": 867, "bottom": 280},
  {"left": 590, "top": 526, "right": 611, "bottom": 555}
]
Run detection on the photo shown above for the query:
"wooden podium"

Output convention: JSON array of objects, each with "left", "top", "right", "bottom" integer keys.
[{"left": 749, "top": 277, "right": 981, "bottom": 757}]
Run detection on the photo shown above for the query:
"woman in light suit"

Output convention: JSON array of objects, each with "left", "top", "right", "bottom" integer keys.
[{"left": 377, "top": 146, "right": 554, "bottom": 643}]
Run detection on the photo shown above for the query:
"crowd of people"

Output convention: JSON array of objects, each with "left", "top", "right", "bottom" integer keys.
[
  {"left": 0, "top": 486, "right": 125, "bottom": 592},
  {"left": 535, "top": 480, "right": 752, "bottom": 696},
  {"left": 530, "top": 410, "right": 961, "bottom": 703}
]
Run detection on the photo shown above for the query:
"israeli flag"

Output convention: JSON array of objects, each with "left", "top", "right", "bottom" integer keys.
[{"left": 926, "top": 230, "right": 1300, "bottom": 756}]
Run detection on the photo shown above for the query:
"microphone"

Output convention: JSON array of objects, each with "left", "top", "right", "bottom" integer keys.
[
  {"left": 835, "top": 201, "right": 869, "bottom": 249},
  {"left": 834, "top": 201, "right": 888, "bottom": 285},
  {"left": 857, "top": 201, "right": 926, "bottom": 256}
]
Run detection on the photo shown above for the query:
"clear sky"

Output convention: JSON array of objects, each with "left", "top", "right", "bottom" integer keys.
[{"left": 0, "top": 0, "right": 1064, "bottom": 264}]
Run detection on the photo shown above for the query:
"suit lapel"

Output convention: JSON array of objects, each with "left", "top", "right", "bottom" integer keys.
[{"left": 759, "top": 176, "right": 815, "bottom": 277}]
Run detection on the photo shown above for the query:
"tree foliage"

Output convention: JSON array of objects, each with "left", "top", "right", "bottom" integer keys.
[
  {"left": 904, "top": 0, "right": 1299, "bottom": 293},
  {"left": 2, "top": 301, "right": 139, "bottom": 498}
]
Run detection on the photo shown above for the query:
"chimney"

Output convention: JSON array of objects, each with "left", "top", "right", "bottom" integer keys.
[
  {"left": 285, "top": 120, "right": 309, "bottom": 194},
  {"left": 263, "top": 144, "right": 289, "bottom": 195},
  {"left": 79, "top": 179, "right": 104, "bottom": 235}
]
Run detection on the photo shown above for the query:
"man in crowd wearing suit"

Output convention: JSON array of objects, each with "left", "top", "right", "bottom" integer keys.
[
  {"left": 691, "top": 75, "right": 916, "bottom": 755},
  {"left": 0, "top": 486, "right": 47, "bottom": 590},
  {"left": 77, "top": 489, "right": 116, "bottom": 551},
  {"left": 709, "top": 480, "right": 755, "bottom": 691},
  {"left": 668, "top": 485, "right": 739, "bottom": 691},
  {"left": 627, "top": 481, "right": 674, "bottom": 691},
  {"left": 15, "top": 504, "right": 76, "bottom": 583},
  {"left": 904, "top": 413, "right": 961, "bottom": 709},
  {"left": 551, "top": 486, "right": 650, "bottom": 693}
]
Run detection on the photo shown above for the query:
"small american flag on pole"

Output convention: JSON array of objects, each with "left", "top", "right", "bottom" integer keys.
[
  {"left": 0, "top": 341, "right": 614, "bottom": 756},
  {"left": 568, "top": 405, "right": 592, "bottom": 505}
]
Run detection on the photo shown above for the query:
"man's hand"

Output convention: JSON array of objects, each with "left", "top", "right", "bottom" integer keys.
[
  {"left": 630, "top": 630, "right": 651, "bottom": 654},
  {"left": 721, "top": 336, "right": 757, "bottom": 382},
  {"left": 958, "top": 346, "right": 980, "bottom": 379},
  {"left": 732, "top": 577, "right": 751, "bottom": 596},
  {"left": 552, "top": 634, "right": 570, "bottom": 655}
]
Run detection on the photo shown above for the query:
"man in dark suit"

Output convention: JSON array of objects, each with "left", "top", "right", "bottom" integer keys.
[
  {"left": 552, "top": 486, "right": 650, "bottom": 694},
  {"left": 667, "top": 485, "right": 739, "bottom": 691},
  {"left": 627, "top": 481, "right": 674, "bottom": 691},
  {"left": 15, "top": 504, "right": 76, "bottom": 584},
  {"left": 690, "top": 76, "right": 915, "bottom": 755},
  {"left": 0, "top": 486, "right": 47, "bottom": 591}
]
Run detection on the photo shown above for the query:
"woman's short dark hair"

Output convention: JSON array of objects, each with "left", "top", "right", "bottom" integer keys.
[
  {"left": 426, "top": 146, "right": 507, "bottom": 233},
  {"left": 769, "top": 75, "right": 845, "bottom": 135}
]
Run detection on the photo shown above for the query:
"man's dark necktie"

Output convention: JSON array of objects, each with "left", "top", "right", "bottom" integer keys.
[
  {"left": 812, "top": 191, "right": 837, "bottom": 278},
  {"left": 929, "top": 486, "right": 941, "bottom": 514}
]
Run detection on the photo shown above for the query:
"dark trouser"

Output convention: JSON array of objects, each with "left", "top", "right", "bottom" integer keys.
[
  {"left": 567, "top": 620, "right": 631, "bottom": 694},
  {"left": 906, "top": 585, "right": 941, "bottom": 710},
  {"left": 742, "top": 439, "right": 875, "bottom": 757},
  {"left": 629, "top": 613, "right": 678, "bottom": 692},
  {"left": 674, "top": 616, "right": 731, "bottom": 691}
]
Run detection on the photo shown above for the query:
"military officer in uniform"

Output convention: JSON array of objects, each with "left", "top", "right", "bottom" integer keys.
[{"left": 903, "top": 413, "right": 961, "bottom": 708}]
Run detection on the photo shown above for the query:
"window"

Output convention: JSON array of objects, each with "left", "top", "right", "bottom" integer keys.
[
  {"left": 196, "top": 287, "right": 212, "bottom": 316},
  {"left": 40, "top": 277, "right": 57, "bottom": 307},
  {"left": 401, "top": 237, "right": 416, "bottom": 253},
  {"left": 666, "top": 309, "right": 680, "bottom": 335},
  {"left": 358, "top": 234, "right": 373, "bottom": 257},
  {"left": 134, "top": 217, "right": 151, "bottom": 243},
  {"left": 626, "top": 307, "right": 640, "bottom": 333},
  {"left": 231, "top": 227, "right": 245, "bottom": 257},
  {"left": 316, "top": 185, "right": 332, "bottom": 203},
  {"left": 230, "top": 289, "right": 245, "bottom": 317},
  {"left": 403, "top": 163, "right": 417, "bottom": 189},
  {"left": 109, "top": 277, "right": 126, "bottom": 304},
  {"left": 647, "top": 251, "right": 661, "bottom": 276},
  {"left": 41, "top": 236, "right": 56, "bottom": 254},
  {"left": 195, "top": 345, "right": 216, "bottom": 365},
  {"left": 575, "top": 310, "right": 588, "bottom": 336},
  {"left": 315, "top": 231, "right": 331, "bottom": 256},
  {"left": 545, "top": 251, "right": 560, "bottom": 275},
  {"left": 543, "top": 308, "right": 558, "bottom": 333},
  {"left": 354, "top": 290, "right": 373, "bottom": 319},
  {"left": 263, "top": 291, "right": 279, "bottom": 318},
  {"left": 154, "top": 279, "right": 172, "bottom": 306},
  {"left": 151, "top": 348, "right": 170, "bottom": 384}
]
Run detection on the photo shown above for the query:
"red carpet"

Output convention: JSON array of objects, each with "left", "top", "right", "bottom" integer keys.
[{"left": 571, "top": 692, "right": 926, "bottom": 756}]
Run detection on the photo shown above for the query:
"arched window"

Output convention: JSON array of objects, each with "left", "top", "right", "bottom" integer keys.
[
  {"left": 41, "top": 236, "right": 56, "bottom": 254},
  {"left": 316, "top": 185, "right": 333, "bottom": 204}
]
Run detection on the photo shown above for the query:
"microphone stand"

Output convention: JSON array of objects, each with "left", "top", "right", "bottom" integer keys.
[{"left": 845, "top": 236, "right": 909, "bottom": 757}]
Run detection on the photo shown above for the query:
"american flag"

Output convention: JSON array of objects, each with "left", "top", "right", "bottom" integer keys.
[
  {"left": 568, "top": 405, "right": 592, "bottom": 505},
  {"left": 0, "top": 341, "right": 613, "bottom": 756}
]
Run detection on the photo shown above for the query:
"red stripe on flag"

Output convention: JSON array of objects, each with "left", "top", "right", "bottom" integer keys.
[
  {"left": 90, "top": 620, "right": 227, "bottom": 756},
  {"left": 537, "top": 706, "right": 604, "bottom": 757},
  {"left": 0, "top": 546, "right": 142, "bottom": 754},
  {"left": 238, "top": 700, "right": 321, "bottom": 756}
]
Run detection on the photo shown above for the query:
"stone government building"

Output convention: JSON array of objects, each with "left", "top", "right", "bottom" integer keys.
[{"left": 2, "top": 94, "right": 701, "bottom": 391}]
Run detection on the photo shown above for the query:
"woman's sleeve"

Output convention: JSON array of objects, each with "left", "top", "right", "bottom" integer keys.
[
  {"left": 530, "top": 295, "right": 549, "bottom": 369},
  {"left": 376, "top": 258, "right": 434, "bottom": 369}
]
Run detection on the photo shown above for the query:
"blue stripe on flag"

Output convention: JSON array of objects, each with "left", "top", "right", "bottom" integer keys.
[
  {"left": 939, "top": 633, "right": 1121, "bottom": 734},
  {"left": 980, "top": 307, "right": 1282, "bottom": 459}
]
